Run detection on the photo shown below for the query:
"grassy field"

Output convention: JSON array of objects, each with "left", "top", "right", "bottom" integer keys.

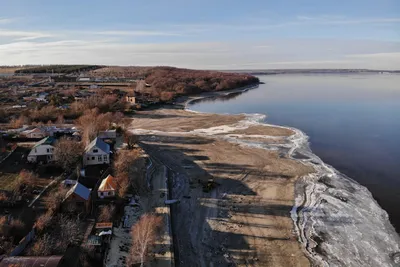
[
  {"left": 0, "top": 172, "right": 19, "bottom": 191},
  {"left": 0, "top": 146, "right": 56, "bottom": 191}
]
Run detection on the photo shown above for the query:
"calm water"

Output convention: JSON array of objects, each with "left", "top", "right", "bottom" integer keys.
[{"left": 189, "top": 74, "right": 400, "bottom": 231}]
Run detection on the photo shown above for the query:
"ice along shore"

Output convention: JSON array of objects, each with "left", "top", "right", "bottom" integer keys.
[{"left": 181, "top": 87, "right": 400, "bottom": 267}]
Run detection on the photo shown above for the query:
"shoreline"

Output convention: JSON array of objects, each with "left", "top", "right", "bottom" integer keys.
[
  {"left": 180, "top": 88, "right": 400, "bottom": 266},
  {"left": 131, "top": 86, "right": 400, "bottom": 266},
  {"left": 174, "top": 83, "right": 261, "bottom": 109}
]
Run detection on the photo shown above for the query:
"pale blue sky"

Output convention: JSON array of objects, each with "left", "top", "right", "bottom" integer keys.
[{"left": 0, "top": 0, "right": 399, "bottom": 69}]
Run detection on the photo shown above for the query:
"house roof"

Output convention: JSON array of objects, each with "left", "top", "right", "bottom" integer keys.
[
  {"left": 98, "top": 175, "right": 117, "bottom": 191},
  {"left": 66, "top": 182, "right": 90, "bottom": 200},
  {"left": 33, "top": 136, "right": 56, "bottom": 148},
  {"left": 85, "top": 137, "right": 110, "bottom": 154},
  {"left": 25, "top": 127, "right": 44, "bottom": 134},
  {"left": 87, "top": 235, "right": 102, "bottom": 246},
  {"left": 0, "top": 256, "right": 63, "bottom": 267}
]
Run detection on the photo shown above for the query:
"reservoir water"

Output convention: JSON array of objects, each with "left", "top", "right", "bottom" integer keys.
[{"left": 189, "top": 74, "right": 400, "bottom": 232}]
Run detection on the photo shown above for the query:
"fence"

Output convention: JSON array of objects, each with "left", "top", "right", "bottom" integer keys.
[
  {"left": 146, "top": 157, "right": 156, "bottom": 190},
  {"left": 10, "top": 228, "right": 35, "bottom": 256},
  {"left": 0, "top": 145, "right": 17, "bottom": 166}
]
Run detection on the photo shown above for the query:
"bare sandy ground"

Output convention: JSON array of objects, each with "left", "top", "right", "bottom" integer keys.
[
  {"left": 133, "top": 109, "right": 246, "bottom": 132},
  {"left": 131, "top": 109, "right": 313, "bottom": 267}
]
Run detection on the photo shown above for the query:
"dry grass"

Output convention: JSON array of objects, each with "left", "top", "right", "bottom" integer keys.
[
  {"left": 0, "top": 173, "right": 19, "bottom": 191},
  {"left": 0, "top": 67, "right": 24, "bottom": 73}
]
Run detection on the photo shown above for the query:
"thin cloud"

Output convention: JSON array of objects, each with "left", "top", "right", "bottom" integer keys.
[
  {"left": 1, "top": 39, "right": 399, "bottom": 70},
  {"left": 0, "top": 29, "right": 55, "bottom": 40},
  {"left": 0, "top": 18, "right": 15, "bottom": 24},
  {"left": 346, "top": 52, "right": 400, "bottom": 58},
  {"left": 93, "top": 30, "right": 182, "bottom": 36},
  {"left": 295, "top": 15, "right": 400, "bottom": 25}
]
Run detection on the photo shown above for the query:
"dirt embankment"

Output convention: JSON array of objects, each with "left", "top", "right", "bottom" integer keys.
[{"left": 131, "top": 109, "right": 313, "bottom": 267}]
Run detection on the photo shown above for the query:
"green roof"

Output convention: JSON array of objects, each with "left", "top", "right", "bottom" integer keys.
[{"left": 33, "top": 136, "right": 56, "bottom": 148}]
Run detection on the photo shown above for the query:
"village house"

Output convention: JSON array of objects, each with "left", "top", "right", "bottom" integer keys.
[
  {"left": 21, "top": 127, "right": 46, "bottom": 139},
  {"left": 98, "top": 129, "right": 117, "bottom": 140},
  {"left": 76, "top": 77, "right": 91, "bottom": 82},
  {"left": 83, "top": 137, "right": 111, "bottom": 166},
  {"left": 126, "top": 95, "right": 136, "bottom": 105},
  {"left": 27, "top": 136, "right": 56, "bottom": 163},
  {"left": 63, "top": 182, "right": 91, "bottom": 213},
  {"left": 98, "top": 175, "right": 117, "bottom": 198}
]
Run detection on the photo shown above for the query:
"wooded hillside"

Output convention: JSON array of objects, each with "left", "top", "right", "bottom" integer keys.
[{"left": 92, "top": 66, "right": 259, "bottom": 100}]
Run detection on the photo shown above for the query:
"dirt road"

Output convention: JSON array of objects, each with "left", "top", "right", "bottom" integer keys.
[{"left": 131, "top": 109, "right": 313, "bottom": 267}]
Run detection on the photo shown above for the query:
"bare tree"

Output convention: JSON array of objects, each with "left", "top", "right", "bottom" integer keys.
[
  {"left": 114, "top": 149, "right": 141, "bottom": 176},
  {"left": 12, "top": 170, "right": 37, "bottom": 195},
  {"left": 98, "top": 204, "right": 116, "bottom": 222},
  {"left": 54, "top": 137, "right": 84, "bottom": 170},
  {"left": 44, "top": 186, "right": 68, "bottom": 213},
  {"left": 124, "top": 131, "right": 138, "bottom": 149},
  {"left": 11, "top": 114, "right": 30, "bottom": 128},
  {"left": 59, "top": 214, "right": 80, "bottom": 246},
  {"left": 30, "top": 234, "right": 53, "bottom": 256},
  {"left": 114, "top": 149, "right": 147, "bottom": 194},
  {"left": 35, "top": 212, "right": 53, "bottom": 233},
  {"left": 77, "top": 108, "right": 115, "bottom": 145},
  {"left": 116, "top": 172, "right": 130, "bottom": 197},
  {"left": 82, "top": 122, "right": 98, "bottom": 146},
  {"left": 129, "top": 214, "right": 163, "bottom": 267},
  {"left": 56, "top": 114, "right": 65, "bottom": 125},
  {"left": 0, "top": 192, "right": 8, "bottom": 202},
  {"left": 0, "top": 237, "right": 14, "bottom": 255}
]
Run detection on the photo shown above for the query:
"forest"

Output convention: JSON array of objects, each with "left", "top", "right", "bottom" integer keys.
[
  {"left": 15, "top": 65, "right": 103, "bottom": 74},
  {"left": 92, "top": 66, "right": 260, "bottom": 100}
]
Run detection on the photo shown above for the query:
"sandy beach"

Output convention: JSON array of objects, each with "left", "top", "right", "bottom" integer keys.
[{"left": 131, "top": 108, "right": 313, "bottom": 266}]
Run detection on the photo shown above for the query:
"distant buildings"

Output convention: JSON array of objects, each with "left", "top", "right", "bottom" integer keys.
[
  {"left": 76, "top": 77, "right": 91, "bottom": 82},
  {"left": 21, "top": 127, "right": 46, "bottom": 139},
  {"left": 126, "top": 95, "right": 136, "bottom": 105},
  {"left": 98, "top": 129, "right": 117, "bottom": 140},
  {"left": 20, "top": 126, "right": 77, "bottom": 139}
]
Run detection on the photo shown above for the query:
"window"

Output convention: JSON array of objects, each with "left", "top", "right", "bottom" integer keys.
[
  {"left": 47, "top": 148, "right": 50, "bottom": 153},
  {"left": 103, "top": 155, "right": 107, "bottom": 161},
  {"left": 93, "top": 149, "right": 98, "bottom": 153},
  {"left": 98, "top": 156, "right": 102, "bottom": 162},
  {"left": 92, "top": 157, "right": 95, "bottom": 160},
  {"left": 35, "top": 148, "right": 37, "bottom": 153},
  {"left": 87, "top": 157, "right": 89, "bottom": 160}
]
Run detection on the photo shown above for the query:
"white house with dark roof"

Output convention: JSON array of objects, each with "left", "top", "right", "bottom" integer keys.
[
  {"left": 83, "top": 137, "right": 111, "bottom": 166},
  {"left": 27, "top": 136, "right": 56, "bottom": 163}
]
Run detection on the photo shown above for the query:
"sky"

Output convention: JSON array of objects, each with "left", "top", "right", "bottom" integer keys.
[{"left": 0, "top": 0, "right": 399, "bottom": 69}]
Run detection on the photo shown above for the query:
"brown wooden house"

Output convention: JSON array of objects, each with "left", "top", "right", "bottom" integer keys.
[{"left": 63, "top": 183, "right": 91, "bottom": 213}]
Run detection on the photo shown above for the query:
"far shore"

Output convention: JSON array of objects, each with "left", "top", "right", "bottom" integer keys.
[{"left": 174, "top": 83, "right": 261, "bottom": 109}]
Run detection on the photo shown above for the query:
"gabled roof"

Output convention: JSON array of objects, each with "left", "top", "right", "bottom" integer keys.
[
  {"left": 85, "top": 137, "right": 110, "bottom": 154},
  {"left": 98, "top": 175, "right": 117, "bottom": 191},
  {"left": 24, "top": 127, "right": 44, "bottom": 134},
  {"left": 33, "top": 136, "right": 56, "bottom": 148},
  {"left": 66, "top": 182, "right": 90, "bottom": 200}
]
